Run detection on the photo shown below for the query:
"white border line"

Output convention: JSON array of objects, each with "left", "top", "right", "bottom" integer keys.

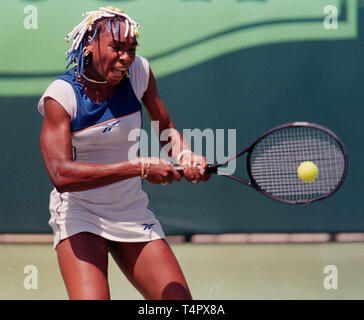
[
  {"left": 0, "top": 234, "right": 187, "bottom": 244},
  {"left": 1, "top": 233, "right": 364, "bottom": 244},
  {"left": 191, "top": 233, "right": 364, "bottom": 244}
]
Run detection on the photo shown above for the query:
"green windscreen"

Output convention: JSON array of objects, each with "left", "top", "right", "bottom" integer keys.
[{"left": 0, "top": 0, "right": 363, "bottom": 234}]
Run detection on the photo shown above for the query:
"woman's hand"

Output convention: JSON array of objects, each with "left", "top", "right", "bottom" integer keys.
[
  {"left": 143, "top": 157, "right": 182, "bottom": 185},
  {"left": 179, "top": 152, "right": 211, "bottom": 184}
]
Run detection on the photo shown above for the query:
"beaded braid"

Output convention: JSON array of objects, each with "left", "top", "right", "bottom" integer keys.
[{"left": 65, "top": 6, "right": 140, "bottom": 75}]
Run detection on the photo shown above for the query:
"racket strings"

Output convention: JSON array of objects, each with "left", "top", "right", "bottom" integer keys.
[{"left": 249, "top": 127, "right": 346, "bottom": 201}]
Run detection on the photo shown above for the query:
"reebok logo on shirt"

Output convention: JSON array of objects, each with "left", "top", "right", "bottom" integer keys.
[{"left": 102, "top": 120, "right": 121, "bottom": 133}]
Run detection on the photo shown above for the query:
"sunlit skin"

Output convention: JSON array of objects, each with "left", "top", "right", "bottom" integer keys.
[{"left": 40, "top": 18, "right": 210, "bottom": 300}]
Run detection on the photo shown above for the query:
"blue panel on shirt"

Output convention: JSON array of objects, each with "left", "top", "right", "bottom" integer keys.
[{"left": 58, "top": 68, "right": 142, "bottom": 133}]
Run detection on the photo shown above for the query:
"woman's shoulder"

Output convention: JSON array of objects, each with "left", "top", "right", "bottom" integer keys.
[
  {"left": 38, "top": 78, "right": 77, "bottom": 119},
  {"left": 131, "top": 55, "right": 149, "bottom": 72},
  {"left": 134, "top": 54, "right": 148, "bottom": 63},
  {"left": 129, "top": 55, "right": 150, "bottom": 101}
]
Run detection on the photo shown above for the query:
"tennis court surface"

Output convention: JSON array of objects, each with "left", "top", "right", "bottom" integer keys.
[{"left": 1, "top": 240, "right": 364, "bottom": 300}]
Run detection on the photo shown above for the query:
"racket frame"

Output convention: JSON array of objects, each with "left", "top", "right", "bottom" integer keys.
[{"left": 192, "top": 122, "right": 348, "bottom": 204}]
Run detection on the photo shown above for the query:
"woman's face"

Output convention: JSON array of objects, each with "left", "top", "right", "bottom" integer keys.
[{"left": 87, "top": 20, "right": 137, "bottom": 85}]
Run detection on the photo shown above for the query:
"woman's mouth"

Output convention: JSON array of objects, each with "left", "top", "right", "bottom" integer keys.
[{"left": 111, "top": 68, "right": 126, "bottom": 78}]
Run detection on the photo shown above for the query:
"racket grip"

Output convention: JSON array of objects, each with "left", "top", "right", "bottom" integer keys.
[{"left": 174, "top": 164, "right": 217, "bottom": 176}]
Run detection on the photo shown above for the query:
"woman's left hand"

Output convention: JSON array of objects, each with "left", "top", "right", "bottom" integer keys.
[{"left": 179, "top": 152, "right": 211, "bottom": 184}]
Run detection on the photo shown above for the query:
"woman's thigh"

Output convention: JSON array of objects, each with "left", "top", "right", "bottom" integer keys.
[
  {"left": 109, "top": 239, "right": 192, "bottom": 300},
  {"left": 56, "top": 232, "right": 110, "bottom": 300}
]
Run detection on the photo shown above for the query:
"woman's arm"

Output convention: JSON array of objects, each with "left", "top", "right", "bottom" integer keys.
[
  {"left": 141, "top": 67, "right": 189, "bottom": 160},
  {"left": 142, "top": 68, "right": 210, "bottom": 182},
  {"left": 40, "top": 97, "right": 179, "bottom": 192}
]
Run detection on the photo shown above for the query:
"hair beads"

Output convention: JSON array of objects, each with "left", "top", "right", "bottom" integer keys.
[{"left": 65, "top": 6, "right": 140, "bottom": 74}]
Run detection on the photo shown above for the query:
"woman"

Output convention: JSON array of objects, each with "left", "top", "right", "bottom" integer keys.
[{"left": 38, "top": 7, "right": 209, "bottom": 300}]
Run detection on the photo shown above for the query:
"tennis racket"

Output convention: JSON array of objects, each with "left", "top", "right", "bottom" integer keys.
[{"left": 176, "top": 122, "right": 348, "bottom": 204}]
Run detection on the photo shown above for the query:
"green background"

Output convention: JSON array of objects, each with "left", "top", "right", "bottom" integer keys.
[{"left": 0, "top": 0, "right": 363, "bottom": 234}]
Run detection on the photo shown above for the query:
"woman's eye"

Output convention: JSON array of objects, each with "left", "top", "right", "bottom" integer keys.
[{"left": 111, "top": 45, "right": 136, "bottom": 55}]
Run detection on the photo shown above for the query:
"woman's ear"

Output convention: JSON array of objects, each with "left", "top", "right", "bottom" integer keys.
[
  {"left": 85, "top": 35, "right": 93, "bottom": 52},
  {"left": 83, "top": 36, "right": 93, "bottom": 67}
]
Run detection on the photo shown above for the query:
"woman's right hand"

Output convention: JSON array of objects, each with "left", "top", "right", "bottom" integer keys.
[{"left": 142, "top": 158, "right": 182, "bottom": 185}]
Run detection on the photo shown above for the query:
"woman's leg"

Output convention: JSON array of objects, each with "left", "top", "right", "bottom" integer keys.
[
  {"left": 109, "top": 239, "right": 192, "bottom": 300},
  {"left": 56, "top": 232, "right": 110, "bottom": 300}
]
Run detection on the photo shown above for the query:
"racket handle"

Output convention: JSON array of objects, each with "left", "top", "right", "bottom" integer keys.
[{"left": 174, "top": 164, "right": 217, "bottom": 176}]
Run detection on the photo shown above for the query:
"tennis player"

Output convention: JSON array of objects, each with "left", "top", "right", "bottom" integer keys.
[{"left": 38, "top": 7, "right": 209, "bottom": 300}]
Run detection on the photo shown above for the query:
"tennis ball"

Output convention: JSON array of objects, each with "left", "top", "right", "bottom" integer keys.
[{"left": 297, "top": 161, "right": 318, "bottom": 183}]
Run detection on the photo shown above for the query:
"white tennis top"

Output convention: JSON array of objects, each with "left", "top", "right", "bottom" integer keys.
[{"left": 38, "top": 56, "right": 165, "bottom": 248}]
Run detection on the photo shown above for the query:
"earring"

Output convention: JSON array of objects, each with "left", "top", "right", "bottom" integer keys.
[
  {"left": 83, "top": 47, "right": 90, "bottom": 56},
  {"left": 83, "top": 47, "right": 91, "bottom": 67}
]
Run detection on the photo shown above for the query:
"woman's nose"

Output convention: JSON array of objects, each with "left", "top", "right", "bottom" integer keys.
[{"left": 118, "top": 51, "right": 131, "bottom": 63}]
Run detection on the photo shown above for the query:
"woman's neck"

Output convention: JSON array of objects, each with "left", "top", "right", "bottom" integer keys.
[
  {"left": 78, "top": 71, "right": 115, "bottom": 103},
  {"left": 81, "top": 72, "right": 108, "bottom": 84}
]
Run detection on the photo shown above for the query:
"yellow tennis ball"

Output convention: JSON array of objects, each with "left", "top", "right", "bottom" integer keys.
[{"left": 297, "top": 161, "right": 318, "bottom": 183}]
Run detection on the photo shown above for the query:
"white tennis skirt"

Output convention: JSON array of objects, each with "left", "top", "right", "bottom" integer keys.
[{"left": 48, "top": 178, "right": 165, "bottom": 249}]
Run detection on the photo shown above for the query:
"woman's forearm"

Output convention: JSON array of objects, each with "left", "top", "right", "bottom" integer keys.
[
  {"left": 159, "top": 125, "right": 192, "bottom": 162},
  {"left": 47, "top": 159, "right": 142, "bottom": 193}
]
